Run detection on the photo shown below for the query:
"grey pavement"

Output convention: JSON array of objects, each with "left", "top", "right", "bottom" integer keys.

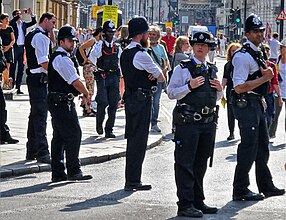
[{"left": 0, "top": 85, "right": 163, "bottom": 178}]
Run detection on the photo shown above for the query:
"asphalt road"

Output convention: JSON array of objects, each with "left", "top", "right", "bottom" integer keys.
[{"left": 0, "top": 56, "right": 285, "bottom": 220}]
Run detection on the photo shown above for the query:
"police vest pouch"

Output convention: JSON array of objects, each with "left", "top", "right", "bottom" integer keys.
[
  {"left": 40, "top": 72, "right": 48, "bottom": 84},
  {"left": 48, "top": 92, "right": 74, "bottom": 104}
]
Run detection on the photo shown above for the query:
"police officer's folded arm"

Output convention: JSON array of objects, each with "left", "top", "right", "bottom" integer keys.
[
  {"left": 72, "top": 79, "right": 89, "bottom": 98},
  {"left": 234, "top": 67, "right": 274, "bottom": 94}
]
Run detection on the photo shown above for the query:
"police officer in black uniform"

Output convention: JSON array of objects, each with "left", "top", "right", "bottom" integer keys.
[
  {"left": 120, "top": 17, "right": 165, "bottom": 191},
  {"left": 93, "top": 20, "right": 122, "bottom": 138},
  {"left": 231, "top": 14, "right": 285, "bottom": 201},
  {"left": 167, "top": 32, "right": 223, "bottom": 218},
  {"left": 25, "top": 12, "right": 56, "bottom": 163},
  {"left": 48, "top": 25, "right": 92, "bottom": 182}
]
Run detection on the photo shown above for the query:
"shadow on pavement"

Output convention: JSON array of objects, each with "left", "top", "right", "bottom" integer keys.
[
  {"left": 60, "top": 189, "right": 133, "bottom": 212},
  {"left": 166, "top": 200, "right": 259, "bottom": 220},
  {"left": 0, "top": 180, "right": 74, "bottom": 197}
]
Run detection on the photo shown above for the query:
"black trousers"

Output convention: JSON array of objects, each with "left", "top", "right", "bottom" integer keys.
[
  {"left": 95, "top": 74, "right": 120, "bottom": 133},
  {"left": 26, "top": 73, "right": 49, "bottom": 158},
  {"left": 124, "top": 94, "right": 152, "bottom": 185},
  {"left": 174, "top": 121, "right": 216, "bottom": 209},
  {"left": 9, "top": 45, "right": 24, "bottom": 89},
  {"left": 232, "top": 99, "right": 274, "bottom": 195},
  {"left": 48, "top": 100, "right": 82, "bottom": 178},
  {"left": 226, "top": 100, "right": 235, "bottom": 134},
  {"left": 0, "top": 86, "right": 10, "bottom": 139}
]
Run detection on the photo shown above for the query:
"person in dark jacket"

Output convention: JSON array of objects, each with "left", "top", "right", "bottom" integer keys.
[{"left": 9, "top": 8, "right": 36, "bottom": 94}]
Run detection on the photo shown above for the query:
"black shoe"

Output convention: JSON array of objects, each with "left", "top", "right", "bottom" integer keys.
[
  {"left": 194, "top": 202, "right": 218, "bottom": 214},
  {"left": 1, "top": 136, "right": 19, "bottom": 144},
  {"left": 51, "top": 175, "right": 67, "bottom": 183},
  {"left": 96, "top": 124, "right": 103, "bottom": 135},
  {"left": 124, "top": 183, "right": 152, "bottom": 191},
  {"left": 105, "top": 132, "right": 116, "bottom": 138},
  {"left": 233, "top": 190, "right": 265, "bottom": 201},
  {"left": 17, "top": 90, "right": 24, "bottom": 95},
  {"left": 227, "top": 134, "right": 235, "bottom": 140},
  {"left": 67, "top": 173, "right": 93, "bottom": 181},
  {"left": 26, "top": 155, "right": 37, "bottom": 160},
  {"left": 37, "top": 155, "right": 51, "bottom": 164},
  {"left": 262, "top": 187, "right": 285, "bottom": 198},
  {"left": 177, "top": 206, "right": 203, "bottom": 218}
]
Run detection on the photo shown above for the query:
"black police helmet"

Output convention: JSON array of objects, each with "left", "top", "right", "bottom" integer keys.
[
  {"left": 244, "top": 14, "right": 265, "bottom": 33},
  {"left": 189, "top": 31, "right": 214, "bottom": 46},
  {"left": 128, "top": 17, "right": 149, "bottom": 38},
  {"left": 103, "top": 20, "right": 116, "bottom": 33},
  {"left": 58, "top": 25, "right": 77, "bottom": 41}
]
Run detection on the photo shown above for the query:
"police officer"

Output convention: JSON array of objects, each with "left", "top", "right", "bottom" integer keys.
[
  {"left": 91, "top": 20, "right": 122, "bottom": 138},
  {"left": 120, "top": 17, "right": 165, "bottom": 191},
  {"left": 25, "top": 12, "right": 56, "bottom": 163},
  {"left": 167, "top": 31, "right": 222, "bottom": 218},
  {"left": 48, "top": 25, "right": 92, "bottom": 182},
  {"left": 231, "top": 14, "right": 285, "bottom": 201}
]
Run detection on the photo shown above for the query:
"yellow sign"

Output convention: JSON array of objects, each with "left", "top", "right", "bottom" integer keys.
[
  {"left": 102, "top": 5, "right": 119, "bottom": 27},
  {"left": 92, "top": 6, "right": 102, "bottom": 19},
  {"left": 165, "top": 22, "right": 173, "bottom": 28}
]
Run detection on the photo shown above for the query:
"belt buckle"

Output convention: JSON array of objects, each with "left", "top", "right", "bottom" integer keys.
[
  {"left": 67, "top": 93, "right": 74, "bottom": 101},
  {"left": 151, "top": 86, "right": 157, "bottom": 93},
  {"left": 201, "top": 106, "right": 210, "bottom": 115},
  {"left": 193, "top": 112, "right": 202, "bottom": 121}
]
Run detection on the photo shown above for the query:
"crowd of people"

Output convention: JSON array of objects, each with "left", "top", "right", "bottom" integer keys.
[{"left": 0, "top": 9, "right": 285, "bottom": 218}]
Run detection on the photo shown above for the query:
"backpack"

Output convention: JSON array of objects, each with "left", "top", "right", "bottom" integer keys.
[{"left": 75, "top": 42, "right": 95, "bottom": 66}]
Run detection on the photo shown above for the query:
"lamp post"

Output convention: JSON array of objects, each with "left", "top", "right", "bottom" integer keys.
[
  {"left": 276, "top": 20, "right": 280, "bottom": 33},
  {"left": 280, "top": 0, "right": 285, "bottom": 41}
]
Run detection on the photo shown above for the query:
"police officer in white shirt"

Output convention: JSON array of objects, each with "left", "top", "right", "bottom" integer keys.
[
  {"left": 120, "top": 17, "right": 165, "bottom": 191},
  {"left": 25, "top": 12, "right": 56, "bottom": 163},
  {"left": 48, "top": 25, "right": 92, "bottom": 182},
  {"left": 167, "top": 31, "right": 222, "bottom": 218},
  {"left": 91, "top": 20, "right": 122, "bottom": 138},
  {"left": 231, "top": 14, "right": 285, "bottom": 201}
]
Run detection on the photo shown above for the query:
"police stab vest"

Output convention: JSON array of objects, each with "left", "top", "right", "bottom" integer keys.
[
  {"left": 237, "top": 44, "right": 269, "bottom": 96},
  {"left": 25, "top": 29, "right": 52, "bottom": 73},
  {"left": 120, "top": 44, "right": 157, "bottom": 91},
  {"left": 48, "top": 51, "right": 80, "bottom": 96},
  {"left": 179, "top": 59, "right": 217, "bottom": 109},
  {"left": 97, "top": 42, "right": 120, "bottom": 73}
]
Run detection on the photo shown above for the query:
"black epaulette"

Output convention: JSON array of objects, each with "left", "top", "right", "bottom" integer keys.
[
  {"left": 238, "top": 43, "right": 251, "bottom": 54},
  {"left": 53, "top": 51, "right": 68, "bottom": 57},
  {"left": 180, "top": 59, "right": 193, "bottom": 69},
  {"left": 136, "top": 44, "right": 146, "bottom": 52}
]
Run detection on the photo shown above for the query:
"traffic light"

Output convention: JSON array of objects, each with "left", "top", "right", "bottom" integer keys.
[
  {"left": 229, "top": 8, "right": 235, "bottom": 23},
  {"left": 173, "top": 14, "right": 179, "bottom": 25},
  {"left": 235, "top": 9, "right": 241, "bottom": 23}
]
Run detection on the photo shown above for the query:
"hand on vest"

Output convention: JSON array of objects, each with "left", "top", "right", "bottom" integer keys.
[
  {"left": 190, "top": 76, "right": 205, "bottom": 89},
  {"left": 210, "top": 78, "right": 223, "bottom": 91},
  {"left": 260, "top": 66, "right": 273, "bottom": 81}
]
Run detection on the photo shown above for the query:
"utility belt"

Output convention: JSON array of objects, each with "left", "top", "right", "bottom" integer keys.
[
  {"left": 27, "top": 70, "right": 48, "bottom": 84},
  {"left": 94, "top": 68, "right": 119, "bottom": 79},
  {"left": 174, "top": 103, "right": 218, "bottom": 125},
  {"left": 229, "top": 89, "right": 262, "bottom": 109},
  {"left": 124, "top": 86, "right": 158, "bottom": 102},
  {"left": 48, "top": 92, "right": 75, "bottom": 104}
]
